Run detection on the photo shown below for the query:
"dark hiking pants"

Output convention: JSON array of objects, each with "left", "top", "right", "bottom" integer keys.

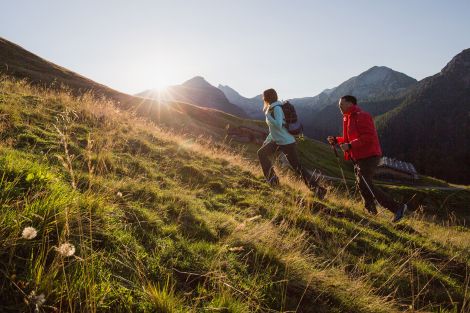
[
  {"left": 257, "top": 141, "right": 319, "bottom": 189},
  {"left": 355, "top": 156, "right": 400, "bottom": 214}
]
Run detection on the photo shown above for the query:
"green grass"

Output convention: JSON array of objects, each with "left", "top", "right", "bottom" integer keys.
[{"left": 0, "top": 76, "right": 469, "bottom": 312}]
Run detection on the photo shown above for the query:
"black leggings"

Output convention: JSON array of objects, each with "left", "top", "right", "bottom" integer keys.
[{"left": 257, "top": 141, "right": 319, "bottom": 189}]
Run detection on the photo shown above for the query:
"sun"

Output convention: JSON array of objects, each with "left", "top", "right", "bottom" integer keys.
[
  {"left": 131, "top": 59, "right": 182, "bottom": 97},
  {"left": 141, "top": 73, "right": 179, "bottom": 104},
  {"left": 152, "top": 77, "right": 171, "bottom": 92}
]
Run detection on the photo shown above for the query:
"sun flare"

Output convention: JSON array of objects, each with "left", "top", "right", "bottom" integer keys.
[{"left": 152, "top": 77, "right": 171, "bottom": 92}]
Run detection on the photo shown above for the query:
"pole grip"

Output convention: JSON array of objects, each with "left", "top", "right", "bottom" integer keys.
[{"left": 332, "top": 144, "right": 339, "bottom": 158}]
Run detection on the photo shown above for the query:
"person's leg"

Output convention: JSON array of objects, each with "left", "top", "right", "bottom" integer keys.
[
  {"left": 257, "top": 141, "right": 279, "bottom": 185},
  {"left": 354, "top": 161, "right": 377, "bottom": 214},
  {"left": 280, "top": 143, "right": 323, "bottom": 191},
  {"left": 357, "top": 157, "right": 400, "bottom": 214}
]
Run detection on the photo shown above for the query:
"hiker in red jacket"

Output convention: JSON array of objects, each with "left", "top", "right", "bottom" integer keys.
[{"left": 327, "top": 95, "right": 407, "bottom": 222}]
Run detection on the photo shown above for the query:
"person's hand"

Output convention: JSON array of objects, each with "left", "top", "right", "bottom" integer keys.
[
  {"left": 340, "top": 143, "right": 351, "bottom": 151},
  {"left": 327, "top": 136, "right": 337, "bottom": 145}
]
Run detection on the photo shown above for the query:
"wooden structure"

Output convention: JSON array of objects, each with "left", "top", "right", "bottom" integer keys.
[{"left": 376, "top": 156, "right": 419, "bottom": 182}]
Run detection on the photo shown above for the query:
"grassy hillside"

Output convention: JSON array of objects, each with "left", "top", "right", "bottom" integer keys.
[{"left": 1, "top": 77, "right": 469, "bottom": 312}]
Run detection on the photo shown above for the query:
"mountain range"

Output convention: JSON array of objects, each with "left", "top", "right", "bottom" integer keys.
[
  {"left": 217, "top": 84, "right": 264, "bottom": 119},
  {"left": 137, "top": 76, "right": 248, "bottom": 118},
  {"left": 376, "top": 48, "right": 470, "bottom": 183},
  {"left": 218, "top": 66, "right": 418, "bottom": 138},
  {"left": 298, "top": 66, "right": 417, "bottom": 138}
]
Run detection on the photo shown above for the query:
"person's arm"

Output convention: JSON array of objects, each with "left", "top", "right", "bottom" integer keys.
[
  {"left": 349, "top": 113, "right": 376, "bottom": 149},
  {"left": 327, "top": 136, "right": 344, "bottom": 145},
  {"left": 265, "top": 106, "right": 284, "bottom": 130}
]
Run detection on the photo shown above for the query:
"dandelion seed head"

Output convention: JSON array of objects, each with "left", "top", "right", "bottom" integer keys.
[
  {"left": 28, "top": 290, "right": 46, "bottom": 306},
  {"left": 35, "top": 293, "right": 46, "bottom": 305},
  {"left": 56, "top": 242, "right": 76, "bottom": 257},
  {"left": 22, "top": 227, "right": 38, "bottom": 240}
]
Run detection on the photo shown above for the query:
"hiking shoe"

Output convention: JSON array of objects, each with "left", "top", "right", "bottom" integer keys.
[
  {"left": 314, "top": 186, "right": 327, "bottom": 200},
  {"left": 365, "top": 205, "right": 378, "bottom": 215},
  {"left": 392, "top": 204, "right": 407, "bottom": 223}
]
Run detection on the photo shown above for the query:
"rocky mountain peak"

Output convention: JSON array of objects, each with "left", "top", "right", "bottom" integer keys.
[
  {"left": 441, "top": 48, "right": 470, "bottom": 83},
  {"left": 182, "top": 76, "right": 212, "bottom": 88},
  {"left": 218, "top": 84, "right": 240, "bottom": 96},
  {"left": 356, "top": 66, "right": 413, "bottom": 85}
]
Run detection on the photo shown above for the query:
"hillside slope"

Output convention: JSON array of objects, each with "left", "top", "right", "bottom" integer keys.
[
  {"left": 0, "top": 37, "right": 132, "bottom": 103},
  {"left": 1, "top": 77, "right": 469, "bottom": 312}
]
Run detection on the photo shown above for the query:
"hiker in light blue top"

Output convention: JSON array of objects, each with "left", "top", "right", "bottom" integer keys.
[
  {"left": 257, "top": 88, "right": 326, "bottom": 199},
  {"left": 264, "top": 101, "right": 296, "bottom": 146}
]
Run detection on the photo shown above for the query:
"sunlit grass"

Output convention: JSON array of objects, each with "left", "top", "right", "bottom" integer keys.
[{"left": 0, "top": 76, "right": 469, "bottom": 312}]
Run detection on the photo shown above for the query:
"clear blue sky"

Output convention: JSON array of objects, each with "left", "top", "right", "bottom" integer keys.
[{"left": 2, "top": 0, "right": 469, "bottom": 99}]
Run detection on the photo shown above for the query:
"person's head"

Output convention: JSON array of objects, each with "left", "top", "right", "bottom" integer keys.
[
  {"left": 338, "top": 95, "right": 357, "bottom": 114},
  {"left": 263, "top": 88, "right": 278, "bottom": 109}
]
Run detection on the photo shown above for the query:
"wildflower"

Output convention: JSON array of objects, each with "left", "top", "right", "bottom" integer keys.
[
  {"left": 28, "top": 291, "right": 46, "bottom": 312},
  {"left": 22, "top": 227, "right": 38, "bottom": 240},
  {"left": 55, "top": 242, "right": 76, "bottom": 257},
  {"left": 34, "top": 293, "right": 46, "bottom": 307},
  {"left": 117, "top": 191, "right": 123, "bottom": 197}
]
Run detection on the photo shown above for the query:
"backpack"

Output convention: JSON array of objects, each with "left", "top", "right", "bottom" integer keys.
[{"left": 270, "top": 101, "right": 303, "bottom": 136}]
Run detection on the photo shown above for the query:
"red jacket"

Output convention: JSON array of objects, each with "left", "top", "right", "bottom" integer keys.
[{"left": 336, "top": 105, "right": 382, "bottom": 161}]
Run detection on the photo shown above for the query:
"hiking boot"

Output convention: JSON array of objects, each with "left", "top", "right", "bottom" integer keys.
[
  {"left": 314, "top": 186, "right": 327, "bottom": 200},
  {"left": 365, "top": 204, "right": 378, "bottom": 215},
  {"left": 392, "top": 204, "right": 407, "bottom": 223}
]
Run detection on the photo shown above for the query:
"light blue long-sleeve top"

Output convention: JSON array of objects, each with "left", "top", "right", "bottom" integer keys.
[{"left": 264, "top": 101, "right": 296, "bottom": 145}]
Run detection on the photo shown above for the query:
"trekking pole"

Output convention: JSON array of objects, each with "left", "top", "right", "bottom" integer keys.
[
  {"left": 330, "top": 144, "right": 350, "bottom": 194},
  {"left": 349, "top": 156, "right": 378, "bottom": 204},
  {"left": 350, "top": 156, "right": 417, "bottom": 211}
]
